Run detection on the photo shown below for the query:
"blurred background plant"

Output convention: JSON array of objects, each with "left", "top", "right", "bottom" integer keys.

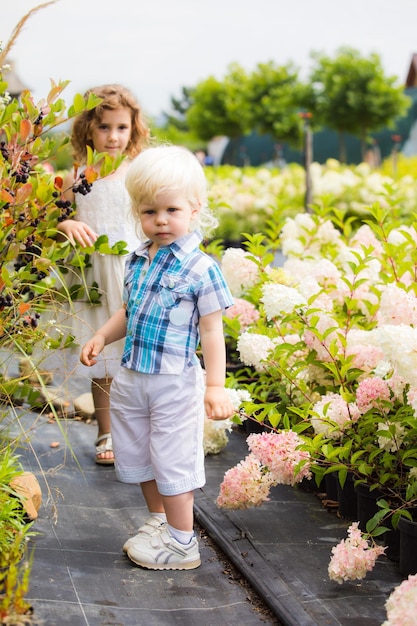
[
  {"left": 0, "top": 447, "right": 35, "bottom": 623},
  {"left": 205, "top": 158, "right": 417, "bottom": 243}
]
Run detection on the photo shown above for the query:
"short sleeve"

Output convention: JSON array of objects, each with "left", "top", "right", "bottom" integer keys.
[{"left": 196, "top": 262, "right": 234, "bottom": 317}]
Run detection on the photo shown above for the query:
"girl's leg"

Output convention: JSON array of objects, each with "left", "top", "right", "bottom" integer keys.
[{"left": 92, "top": 377, "right": 114, "bottom": 463}]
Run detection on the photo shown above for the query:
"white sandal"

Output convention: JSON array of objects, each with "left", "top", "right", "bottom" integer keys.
[{"left": 95, "top": 433, "right": 114, "bottom": 466}]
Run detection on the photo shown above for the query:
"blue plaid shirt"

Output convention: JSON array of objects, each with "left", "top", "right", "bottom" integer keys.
[{"left": 121, "top": 231, "right": 234, "bottom": 374}]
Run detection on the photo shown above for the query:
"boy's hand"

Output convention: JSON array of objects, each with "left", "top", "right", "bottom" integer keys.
[
  {"left": 80, "top": 334, "right": 105, "bottom": 366},
  {"left": 204, "top": 386, "right": 235, "bottom": 421}
]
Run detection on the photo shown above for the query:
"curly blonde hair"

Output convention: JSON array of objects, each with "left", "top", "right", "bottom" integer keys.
[
  {"left": 125, "top": 144, "right": 219, "bottom": 238},
  {"left": 70, "top": 84, "right": 149, "bottom": 162}
]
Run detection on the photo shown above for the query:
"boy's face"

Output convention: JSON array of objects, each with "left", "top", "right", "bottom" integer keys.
[
  {"left": 89, "top": 107, "right": 132, "bottom": 156},
  {"left": 139, "top": 189, "right": 199, "bottom": 248}
]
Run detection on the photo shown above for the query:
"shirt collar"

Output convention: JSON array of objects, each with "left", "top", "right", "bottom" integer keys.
[{"left": 134, "top": 230, "right": 203, "bottom": 261}]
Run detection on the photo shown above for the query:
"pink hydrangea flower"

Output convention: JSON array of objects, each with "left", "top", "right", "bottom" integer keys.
[
  {"left": 346, "top": 344, "right": 385, "bottom": 376},
  {"left": 406, "top": 387, "right": 417, "bottom": 417},
  {"left": 224, "top": 297, "right": 260, "bottom": 331},
  {"left": 356, "top": 376, "right": 391, "bottom": 414},
  {"left": 328, "top": 522, "right": 386, "bottom": 584},
  {"left": 303, "top": 313, "right": 340, "bottom": 362},
  {"left": 311, "top": 393, "right": 360, "bottom": 439},
  {"left": 377, "top": 284, "right": 417, "bottom": 327},
  {"left": 351, "top": 224, "right": 383, "bottom": 255},
  {"left": 247, "top": 430, "right": 311, "bottom": 485},
  {"left": 216, "top": 454, "right": 274, "bottom": 509},
  {"left": 382, "top": 574, "right": 417, "bottom": 626},
  {"left": 387, "top": 374, "right": 407, "bottom": 401}
]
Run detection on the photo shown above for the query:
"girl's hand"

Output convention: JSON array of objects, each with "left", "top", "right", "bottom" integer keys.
[
  {"left": 80, "top": 334, "right": 105, "bottom": 366},
  {"left": 58, "top": 219, "right": 98, "bottom": 247},
  {"left": 204, "top": 386, "right": 235, "bottom": 421}
]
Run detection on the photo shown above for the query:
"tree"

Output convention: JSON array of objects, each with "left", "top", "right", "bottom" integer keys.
[
  {"left": 151, "top": 87, "right": 209, "bottom": 152},
  {"left": 186, "top": 75, "right": 245, "bottom": 140},
  {"left": 230, "top": 61, "right": 305, "bottom": 148},
  {"left": 305, "top": 47, "right": 411, "bottom": 162},
  {"left": 183, "top": 61, "right": 305, "bottom": 148},
  {"left": 162, "top": 86, "right": 194, "bottom": 132}
]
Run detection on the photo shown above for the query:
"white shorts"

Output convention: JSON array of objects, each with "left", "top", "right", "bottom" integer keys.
[{"left": 110, "top": 363, "right": 206, "bottom": 496}]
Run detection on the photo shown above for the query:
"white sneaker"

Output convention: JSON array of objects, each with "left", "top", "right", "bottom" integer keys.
[
  {"left": 127, "top": 526, "right": 201, "bottom": 570},
  {"left": 122, "top": 516, "right": 166, "bottom": 553}
]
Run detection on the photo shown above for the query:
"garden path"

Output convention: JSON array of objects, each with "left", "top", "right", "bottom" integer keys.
[{"left": 8, "top": 362, "right": 404, "bottom": 626}]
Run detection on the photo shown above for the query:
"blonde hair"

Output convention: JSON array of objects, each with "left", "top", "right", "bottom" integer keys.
[
  {"left": 71, "top": 84, "right": 149, "bottom": 162},
  {"left": 125, "top": 145, "right": 218, "bottom": 237}
]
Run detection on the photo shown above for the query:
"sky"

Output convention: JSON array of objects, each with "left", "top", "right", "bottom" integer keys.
[{"left": 3, "top": 0, "right": 417, "bottom": 121}]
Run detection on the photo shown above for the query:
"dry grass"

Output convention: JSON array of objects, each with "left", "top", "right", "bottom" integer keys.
[{"left": 0, "top": 2, "right": 57, "bottom": 68}]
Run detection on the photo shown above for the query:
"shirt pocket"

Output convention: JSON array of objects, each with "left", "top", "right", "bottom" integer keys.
[{"left": 155, "top": 274, "right": 194, "bottom": 309}]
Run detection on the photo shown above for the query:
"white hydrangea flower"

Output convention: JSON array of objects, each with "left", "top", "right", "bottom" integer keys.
[
  {"left": 261, "top": 283, "right": 307, "bottom": 318},
  {"left": 280, "top": 214, "right": 342, "bottom": 258},
  {"left": 226, "top": 387, "right": 252, "bottom": 411},
  {"left": 374, "top": 360, "right": 393, "bottom": 379},
  {"left": 237, "top": 332, "right": 275, "bottom": 371},
  {"left": 387, "top": 225, "right": 417, "bottom": 247},
  {"left": 370, "top": 325, "right": 417, "bottom": 388},
  {"left": 409, "top": 468, "right": 417, "bottom": 481},
  {"left": 311, "top": 393, "right": 360, "bottom": 439},
  {"left": 221, "top": 248, "right": 259, "bottom": 297},
  {"left": 203, "top": 420, "right": 229, "bottom": 455},
  {"left": 377, "top": 422, "right": 405, "bottom": 452},
  {"left": 377, "top": 284, "right": 417, "bottom": 326}
]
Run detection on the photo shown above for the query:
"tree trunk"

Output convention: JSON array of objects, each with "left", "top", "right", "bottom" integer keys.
[
  {"left": 338, "top": 130, "right": 346, "bottom": 163},
  {"left": 360, "top": 130, "right": 367, "bottom": 163},
  {"left": 304, "top": 122, "right": 313, "bottom": 212}
]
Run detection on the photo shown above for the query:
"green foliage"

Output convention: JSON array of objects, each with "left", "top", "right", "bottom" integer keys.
[
  {"left": 304, "top": 47, "right": 411, "bottom": 161},
  {"left": 169, "top": 47, "right": 410, "bottom": 156},
  {"left": 222, "top": 197, "right": 417, "bottom": 539},
  {"left": 150, "top": 121, "right": 203, "bottom": 152},
  {"left": 0, "top": 447, "right": 34, "bottom": 621},
  {"left": 163, "top": 86, "right": 195, "bottom": 132},
  {"left": 183, "top": 61, "right": 305, "bottom": 146},
  {"left": 0, "top": 38, "right": 134, "bottom": 616},
  {"left": 237, "top": 61, "right": 304, "bottom": 147},
  {"left": 186, "top": 74, "right": 245, "bottom": 140},
  {"left": 0, "top": 68, "right": 129, "bottom": 363}
]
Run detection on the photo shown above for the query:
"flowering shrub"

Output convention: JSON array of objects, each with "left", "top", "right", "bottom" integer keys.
[
  {"left": 217, "top": 430, "right": 312, "bottom": 509},
  {"left": 328, "top": 522, "right": 386, "bottom": 584},
  {"left": 222, "top": 202, "right": 417, "bottom": 500},
  {"left": 246, "top": 430, "right": 311, "bottom": 485},
  {"left": 0, "top": 21, "right": 129, "bottom": 619},
  {"left": 0, "top": 51, "right": 127, "bottom": 408},
  {"left": 217, "top": 454, "right": 275, "bottom": 509},
  {"left": 382, "top": 573, "right": 417, "bottom": 626},
  {"left": 218, "top": 197, "right": 417, "bottom": 584},
  {"left": 224, "top": 297, "right": 260, "bottom": 331},
  {"left": 207, "top": 159, "right": 417, "bottom": 242}
]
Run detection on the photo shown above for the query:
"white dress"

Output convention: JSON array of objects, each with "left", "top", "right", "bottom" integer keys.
[{"left": 42, "top": 170, "right": 140, "bottom": 381}]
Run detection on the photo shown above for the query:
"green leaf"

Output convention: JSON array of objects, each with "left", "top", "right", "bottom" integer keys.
[{"left": 72, "top": 92, "right": 87, "bottom": 114}]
